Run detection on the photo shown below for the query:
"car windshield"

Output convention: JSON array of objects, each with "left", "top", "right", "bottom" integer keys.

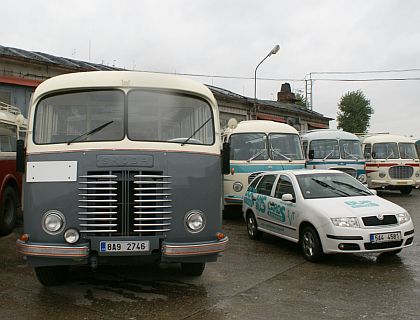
[
  {"left": 229, "top": 133, "right": 268, "bottom": 161},
  {"left": 339, "top": 139, "right": 363, "bottom": 160},
  {"left": 269, "top": 133, "right": 303, "bottom": 160},
  {"left": 399, "top": 143, "right": 418, "bottom": 159},
  {"left": 296, "top": 173, "right": 372, "bottom": 199}
]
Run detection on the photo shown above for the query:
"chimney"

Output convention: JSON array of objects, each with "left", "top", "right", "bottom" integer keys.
[{"left": 277, "top": 83, "right": 297, "bottom": 103}]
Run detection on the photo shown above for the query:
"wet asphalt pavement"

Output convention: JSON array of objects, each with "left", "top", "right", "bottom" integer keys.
[{"left": 1, "top": 189, "right": 419, "bottom": 320}]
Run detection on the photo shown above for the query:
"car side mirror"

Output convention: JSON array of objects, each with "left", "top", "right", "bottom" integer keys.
[
  {"left": 281, "top": 193, "right": 294, "bottom": 202},
  {"left": 308, "top": 150, "right": 314, "bottom": 160}
]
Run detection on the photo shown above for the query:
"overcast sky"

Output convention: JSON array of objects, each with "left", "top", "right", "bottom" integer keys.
[{"left": 3, "top": 0, "right": 420, "bottom": 137}]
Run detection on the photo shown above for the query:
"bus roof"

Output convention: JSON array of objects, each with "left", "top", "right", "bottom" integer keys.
[
  {"left": 32, "top": 71, "right": 218, "bottom": 107},
  {"left": 301, "top": 129, "right": 359, "bottom": 141},
  {"left": 227, "top": 120, "right": 299, "bottom": 135},
  {"left": 362, "top": 134, "right": 415, "bottom": 144}
]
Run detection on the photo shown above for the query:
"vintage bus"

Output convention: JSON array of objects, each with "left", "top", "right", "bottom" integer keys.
[
  {"left": 223, "top": 120, "right": 305, "bottom": 206},
  {"left": 0, "top": 102, "right": 26, "bottom": 235},
  {"left": 301, "top": 130, "right": 366, "bottom": 184},
  {"left": 16, "top": 71, "right": 229, "bottom": 285},
  {"left": 362, "top": 134, "right": 420, "bottom": 194}
]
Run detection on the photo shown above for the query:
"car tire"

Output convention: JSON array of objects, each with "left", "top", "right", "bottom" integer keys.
[
  {"left": 300, "top": 225, "right": 324, "bottom": 262},
  {"left": 181, "top": 262, "right": 206, "bottom": 276},
  {"left": 0, "top": 186, "right": 18, "bottom": 236},
  {"left": 246, "top": 211, "right": 263, "bottom": 240},
  {"left": 400, "top": 187, "right": 412, "bottom": 195},
  {"left": 34, "top": 266, "right": 69, "bottom": 286}
]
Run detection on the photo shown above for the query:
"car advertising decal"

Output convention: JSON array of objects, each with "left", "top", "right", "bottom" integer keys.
[{"left": 344, "top": 200, "right": 379, "bottom": 208}]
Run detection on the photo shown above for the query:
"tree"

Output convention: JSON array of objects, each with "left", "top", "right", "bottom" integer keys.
[
  {"left": 295, "top": 93, "right": 308, "bottom": 108},
  {"left": 337, "top": 90, "right": 374, "bottom": 133}
]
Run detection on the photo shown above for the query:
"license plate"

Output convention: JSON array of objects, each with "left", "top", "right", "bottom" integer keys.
[
  {"left": 396, "top": 181, "right": 407, "bottom": 185},
  {"left": 370, "top": 232, "right": 401, "bottom": 243},
  {"left": 100, "top": 241, "right": 150, "bottom": 252}
]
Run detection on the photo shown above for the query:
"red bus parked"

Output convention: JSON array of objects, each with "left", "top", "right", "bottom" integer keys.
[{"left": 0, "top": 102, "right": 26, "bottom": 235}]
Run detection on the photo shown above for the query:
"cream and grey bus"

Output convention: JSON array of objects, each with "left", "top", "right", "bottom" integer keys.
[{"left": 16, "top": 71, "right": 229, "bottom": 285}]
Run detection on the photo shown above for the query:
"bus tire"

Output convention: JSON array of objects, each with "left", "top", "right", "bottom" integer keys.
[
  {"left": 34, "top": 266, "right": 69, "bottom": 286},
  {"left": 400, "top": 187, "right": 412, "bottom": 195},
  {"left": 181, "top": 262, "right": 206, "bottom": 276},
  {"left": 0, "top": 186, "right": 18, "bottom": 236}
]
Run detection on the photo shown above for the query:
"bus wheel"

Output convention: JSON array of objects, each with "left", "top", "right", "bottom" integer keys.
[
  {"left": 0, "top": 186, "right": 18, "bottom": 236},
  {"left": 400, "top": 187, "right": 412, "bottom": 195},
  {"left": 181, "top": 262, "right": 206, "bottom": 276},
  {"left": 34, "top": 266, "right": 69, "bottom": 286},
  {"left": 246, "top": 211, "right": 263, "bottom": 240},
  {"left": 300, "top": 225, "right": 324, "bottom": 262}
]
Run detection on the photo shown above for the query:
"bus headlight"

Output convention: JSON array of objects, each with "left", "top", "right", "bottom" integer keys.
[
  {"left": 64, "top": 228, "right": 80, "bottom": 244},
  {"left": 379, "top": 171, "right": 386, "bottom": 178},
  {"left": 42, "top": 210, "right": 65, "bottom": 235},
  {"left": 233, "top": 182, "right": 243, "bottom": 192},
  {"left": 185, "top": 210, "right": 206, "bottom": 233},
  {"left": 357, "top": 174, "right": 367, "bottom": 183}
]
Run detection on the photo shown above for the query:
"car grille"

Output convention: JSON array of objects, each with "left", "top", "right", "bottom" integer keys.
[
  {"left": 333, "top": 167, "right": 357, "bottom": 178},
  {"left": 362, "top": 215, "right": 397, "bottom": 226},
  {"left": 248, "top": 171, "right": 264, "bottom": 184},
  {"left": 364, "top": 240, "right": 403, "bottom": 250},
  {"left": 78, "top": 171, "right": 172, "bottom": 237},
  {"left": 389, "top": 166, "right": 413, "bottom": 179}
]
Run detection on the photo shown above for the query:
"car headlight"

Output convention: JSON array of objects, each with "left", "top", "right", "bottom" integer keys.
[
  {"left": 331, "top": 217, "right": 360, "bottom": 228},
  {"left": 378, "top": 171, "right": 386, "bottom": 178},
  {"left": 233, "top": 181, "right": 243, "bottom": 192},
  {"left": 185, "top": 210, "right": 206, "bottom": 233},
  {"left": 357, "top": 174, "right": 367, "bottom": 183},
  {"left": 42, "top": 210, "right": 65, "bottom": 234},
  {"left": 396, "top": 212, "right": 411, "bottom": 224},
  {"left": 64, "top": 228, "right": 80, "bottom": 244}
]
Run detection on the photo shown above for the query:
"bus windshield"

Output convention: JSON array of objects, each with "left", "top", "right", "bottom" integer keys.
[
  {"left": 373, "top": 143, "right": 399, "bottom": 159},
  {"left": 310, "top": 139, "right": 340, "bottom": 159},
  {"left": 339, "top": 139, "right": 363, "bottom": 160},
  {"left": 34, "top": 89, "right": 214, "bottom": 145},
  {"left": 269, "top": 133, "right": 303, "bottom": 160},
  {"left": 399, "top": 143, "right": 418, "bottom": 159},
  {"left": 230, "top": 133, "right": 268, "bottom": 161}
]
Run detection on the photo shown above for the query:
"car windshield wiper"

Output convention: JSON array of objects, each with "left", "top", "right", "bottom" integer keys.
[
  {"left": 331, "top": 180, "right": 371, "bottom": 196},
  {"left": 181, "top": 117, "right": 212, "bottom": 146},
  {"left": 247, "top": 149, "right": 266, "bottom": 162},
  {"left": 271, "top": 146, "right": 292, "bottom": 162},
  {"left": 311, "top": 178, "right": 351, "bottom": 196},
  {"left": 67, "top": 121, "right": 114, "bottom": 145}
]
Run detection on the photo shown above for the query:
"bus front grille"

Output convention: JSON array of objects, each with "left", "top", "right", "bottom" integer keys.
[
  {"left": 389, "top": 166, "right": 413, "bottom": 179},
  {"left": 78, "top": 171, "right": 172, "bottom": 237}
]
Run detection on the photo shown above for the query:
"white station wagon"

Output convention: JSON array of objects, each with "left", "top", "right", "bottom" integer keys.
[{"left": 242, "top": 170, "right": 414, "bottom": 261}]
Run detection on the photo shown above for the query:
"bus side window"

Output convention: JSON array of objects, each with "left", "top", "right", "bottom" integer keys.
[{"left": 363, "top": 144, "right": 371, "bottom": 160}]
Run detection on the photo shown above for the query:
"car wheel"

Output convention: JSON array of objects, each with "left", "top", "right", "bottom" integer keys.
[
  {"left": 0, "top": 186, "right": 18, "bottom": 236},
  {"left": 400, "top": 187, "right": 412, "bottom": 195},
  {"left": 246, "top": 211, "right": 263, "bottom": 240},
  {"left": 34, "top": 266, "right": 69, "bottom": 286},
  {"left": 300, "top": 225, "right": 324, "bottom": 262},
  {"left": 181, "top": 263, "right": 206, "bottom": 276}
]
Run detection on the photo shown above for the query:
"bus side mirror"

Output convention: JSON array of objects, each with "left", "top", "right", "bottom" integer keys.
[
  {"left": 222, "top": 142, "right": 230, "bottom": 175},
  {"left": 308, "top": 150, "right": 314, "bottom": 160},
  {"left": 16, "top": 139, "right": 25, "bottom": 173},
  {"left": 371, "top": 152, "right": 376, "bottom": 159}
]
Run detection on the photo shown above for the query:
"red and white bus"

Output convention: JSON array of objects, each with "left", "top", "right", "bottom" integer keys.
[{"left": 0, "top": 101, "right": 26, "bottom": 235}]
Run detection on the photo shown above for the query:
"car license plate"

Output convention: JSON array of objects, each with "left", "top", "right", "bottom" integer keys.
[
  {"left": 370, "top": 232, "right": 401, "bottom": 243},
  {"left": 100, "top": 241, "right": 150, "bottom": 252}
]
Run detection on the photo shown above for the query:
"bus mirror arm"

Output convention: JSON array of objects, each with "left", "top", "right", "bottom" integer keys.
[
  {"left": 16, "top": 139, "right": 25, "bottom": 173},
  {"left": 222, "top": 142, "right": 231, "bottom": 175}
]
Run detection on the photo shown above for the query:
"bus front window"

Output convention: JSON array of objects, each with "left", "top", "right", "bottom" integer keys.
[
  {"left": 340, "top": 140, "right": 363, "bottom": 160},
  {"left": 34, "top": 90, "right": 125, "bottom": 144},
  {"left": 269, "top": 133, "right": 303, "bottom": 160},
  {"left": 399, "top": 143, "right": 418, "bottom": 159},
  {"left": 310, "top": 139, "right": 340, "bottom": 159},
  {"left": 373, "top": 143, "right": 399, "bottom": 159},
  {"left": 127, "top": 90, "right": 214, "bottom": 145},
  {"left": 229, "top": 133, "right": 268, "bottom": 161}
]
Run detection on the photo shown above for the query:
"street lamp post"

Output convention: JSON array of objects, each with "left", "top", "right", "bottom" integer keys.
[{"left": 253, "top": 44, "right": 280, "bottom": 119}]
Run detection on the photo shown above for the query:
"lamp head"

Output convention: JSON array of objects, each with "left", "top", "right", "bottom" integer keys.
[{"left": 270, "top": 45, "right": 280, "bottom": 55}]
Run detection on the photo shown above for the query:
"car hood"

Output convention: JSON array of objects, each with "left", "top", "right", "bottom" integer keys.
[{"left": 305, "top": 195, "right": 405, "bottom": 218}]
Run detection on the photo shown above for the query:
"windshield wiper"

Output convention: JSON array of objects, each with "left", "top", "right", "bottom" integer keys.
[
  {"left": 247, "top": 149, "right": 266, "bottom": 162},
  {"left": 311, "top": 178, "right": 351, "bottom": 196},
  {"left": 67, "top": 121, "right": 114, "bottom": 145},
  {"left": 181, "top": 117, "right": 212, "bottom": 146},
  {"left": 323, "top": 150, "right": 335, "bottom": 161},
  {"left": 331, "top": 180, "right": 371, "bottom": 196},
  {"left": 385, "top": 152, "right": 395, "bottom": 160},
  {"left": 271, "top": 147, "right": 292, "bottom": 162},
  {"left": 344, "top": 150, "right": 359, "bottom": 160}
]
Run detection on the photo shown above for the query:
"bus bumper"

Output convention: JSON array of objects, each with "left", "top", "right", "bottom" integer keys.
[
  {"left": 16, "top": 239, "right": 89, "bottom": 258},
  {"left": 162, "top": 236, "right": 229, "bottom": 258}
]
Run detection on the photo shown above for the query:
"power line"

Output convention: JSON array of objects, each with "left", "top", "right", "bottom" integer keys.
[
  {"left": 312, "top": 77, "right": 420, "bottom": 82},
  {"left": 309, "top": 68, "right": 420, "bottom": 75}
]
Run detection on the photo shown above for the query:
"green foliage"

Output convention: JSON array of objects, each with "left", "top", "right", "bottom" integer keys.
[
  {"left": 337, "top": 90, "right": 374, "bottom": 133},
  {"left": 295, "top": 93, "right": 308, "bottom": 108}
]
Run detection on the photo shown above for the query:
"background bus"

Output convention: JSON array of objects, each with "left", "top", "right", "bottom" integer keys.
[
  {"left": 0, "top": 101, "right": 26, "bottom": 235},
  {"left": 223, "top": 120, "right": 305, "bottom": 207},
  {"left": 301, "top": 130, "right": 366, "bottom": 184},
  {"left": 362, "top": 134, "right": 420, "bottom": 194}
]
